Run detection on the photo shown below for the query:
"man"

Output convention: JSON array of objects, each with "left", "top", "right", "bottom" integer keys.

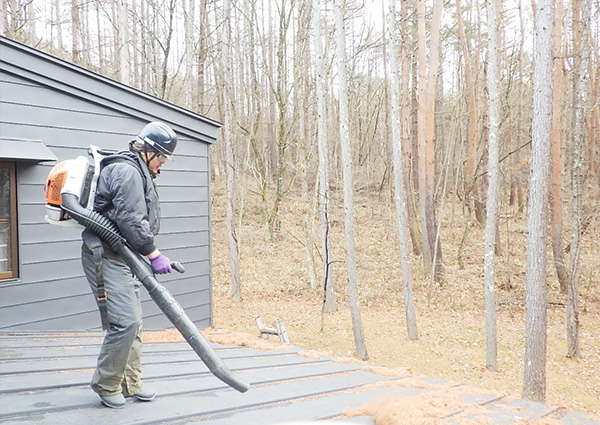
[{"left": 81, "top": 121, "right": 177, "bottom": 408}]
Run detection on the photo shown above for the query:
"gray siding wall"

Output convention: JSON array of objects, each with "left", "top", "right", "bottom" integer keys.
[{"left": 0, "top": 38, "right": 217, "bottom": 332}]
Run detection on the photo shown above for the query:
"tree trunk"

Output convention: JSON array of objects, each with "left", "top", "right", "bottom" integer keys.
[
  {"left": 244, "top": 0, "right": 270, "bottom": 241},
  {"left": 416, "top": 0, "right": 430, "bottom": 270},
  {"left": 388, "top": 0, "right": 418, "bottom": 341},
  {"left": 312, "top": 0, "right": 336, "bottom": 313},
  {"left": 71, "top": 0, "right": 80, "bottom": 64},
  {"left": 53, "top": 0, "right": 64, "bottom": 52},
  {"left": 523, "top": 0, "right": 554, "bottom": 403},
  {"left": 140, "top": 0, "right": 150, "bottom": 92},
  {"left": 182, "top": 0, "right": 194, "bottom": 108},
  {"left": 456, "top": 0, "right": 481, "bottom": 226},
  {"left": 295, "top": 1, "right": 318, "bottom": 291},
  {"left": 130, "top": 0, "right": 139, "bottom": 88},
  {"left": 335, "top": 0, "right": 368, "bottom": 361},
  {"left": 117, "top": 0, "right": 131, "bottom": 85},
  {"left": 401, "top": 0, "right": 421, "bottom": 258},
  {"left": 484, "top": 0, "right": 499, "bottom": 372},
  {"left": 589, "top": 63, "right": 599, "bottom": 180},
  {"left": 567, "top": 0, "right": 591, "bottom": 359},
  {"left": 550, "top": 0, "right": 569, "bottom": 294},
  {"left": 160, "top": 0, "right": 176, "bottom": 99},
  {"left": 222, "top": 0, "right": 241, "bottom": 302},
  {"left": 0, "top": 0, "right": 5, "bottom": 36},
  {"left": 513, "top": 2, "right": 525, "bottom": 215},
  {"left": 266, "top": 1, "right": 293, "bottom": 241},
  {"left": 416, "top": 0, "right": 444, "bottom": 281},
  {"left": 197, "top": 0, "right": 208, "bottom": 113}
]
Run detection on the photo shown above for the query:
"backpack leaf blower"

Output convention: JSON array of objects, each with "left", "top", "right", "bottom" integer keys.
[{"left": 45, "top": 146, "right": 250, "bottom": 393}]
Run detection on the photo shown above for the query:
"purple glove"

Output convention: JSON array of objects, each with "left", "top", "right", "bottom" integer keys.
[{"left": 150, "top": 254, "right": 172, "bottom": 274}]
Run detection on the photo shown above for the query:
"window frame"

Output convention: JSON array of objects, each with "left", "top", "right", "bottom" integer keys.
[{"left": 0, "top": 162, "right": 18, "bottom": 281}]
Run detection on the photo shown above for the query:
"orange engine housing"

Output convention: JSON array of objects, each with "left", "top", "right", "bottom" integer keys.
[{"left": 45, "top": 161, "right": 69, "bottom": 207}]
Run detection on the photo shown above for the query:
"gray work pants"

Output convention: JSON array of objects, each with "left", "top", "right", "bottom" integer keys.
[{"left": 81, "top": 245, "right": 144, "bottom": 397}]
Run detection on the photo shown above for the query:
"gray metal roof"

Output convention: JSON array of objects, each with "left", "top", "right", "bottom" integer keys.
[{"left": 1, "top": 332, "right": 594, "bottom": 425}]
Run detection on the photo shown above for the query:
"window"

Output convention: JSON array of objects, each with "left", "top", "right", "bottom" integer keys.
[{"left": 0, "top": 162, "right": 18, "bottom": 280}]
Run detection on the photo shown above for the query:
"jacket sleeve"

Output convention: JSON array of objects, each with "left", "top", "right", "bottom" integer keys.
[{"left": 103, "top": 163, "right": 157, "bottom": 255}]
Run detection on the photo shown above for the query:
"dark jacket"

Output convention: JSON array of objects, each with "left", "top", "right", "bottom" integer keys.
[{"left": 94, "top": 151, "right": 160, "bottom": 256}]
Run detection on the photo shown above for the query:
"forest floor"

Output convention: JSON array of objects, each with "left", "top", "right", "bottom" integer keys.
[{"left": 153, "top": 181, "right": 600, "bottom": 420}]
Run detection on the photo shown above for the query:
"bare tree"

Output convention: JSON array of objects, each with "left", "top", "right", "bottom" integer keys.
[
  {"left": 590, "top": 49, "right": 600, "bottom": 178},
  {"left": 117, "top": 0, "right": 131, "bottom": 85},
  {"left": 456, "top": 0, "right": 484, "bottom": 227},
  {"left": 130, "top": 0, "right": 139, "bottom": 88},
  {"left": 51, "top": 0, "right": 64, "bottom": 52},
  {"left": 400, "top": 0, "right": 421, "bottom": 258},
  {"left": 0, "top": 0, "right": 4, "bottom": 35},
  {"left": 550, "top": 0, "right": 568, "bottom": 294},
  {"left": 266, "top": 0, "right": 295, "bottom": 241},
  {"left": 567, "top": 0, "right": 592, "bottom": 359},
  {"left": 182, "top": 0, "right": 194, "bottom": 108},
  {"left": 523, "top": 0, "right": 554, "bottom": 403},
  {"left": 388, "top": 0, "right": 418, "bottom": 341},
  {"left": 590, "top": 52, "right": 600, "bottom": 180},
  {"left": 294, "top": 0, "right": 319, "bottom": 291},
  {"left": 335, "top": 0, "right": 367, "bottom": 361},
  {"left": 71, "top": 0, "right": 81, "bottom": 64},
  {"left": 484, "top": 0, "right": 500, "bottom": 372},
  {"left": 132, "top": 0, "right": 177, "bottom": 98},
  {"left": 139, "top": 0, "right": 150, "bottom": 92},
  {"left": 196, "top": 0, "right": 208, "bottom": 113},
  {"left": 511, "top": 2, "right": 526, "bottom": 215},
  {"left": 416, "top": 0, "right": 444, "bottom": 282},
  {"left": 312, "top": 0, "right": 336, "bottom": 313},
  {"left": 221, "top": 0, "right": 241, "bottom": 302},
  {"left": 158, "top": 0, "right": 176, "bottom": 98},
  {"left": 4, "top": 1, "right": 43, "bottom": 46},
  {"left": 241, "top": 0, "right": 269, "bottom": 234},
  {"left": 455, "top": 0, "right": 485, "bottom": 270}
]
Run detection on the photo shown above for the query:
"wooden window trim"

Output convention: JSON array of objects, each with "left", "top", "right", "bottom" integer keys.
[{"left": 0, "top": 162, "right": 18, "bottom": 281}]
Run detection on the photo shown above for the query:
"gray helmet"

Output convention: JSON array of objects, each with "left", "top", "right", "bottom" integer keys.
[{"left": 136, "top": 122, "right": 178, "bottom": 156}]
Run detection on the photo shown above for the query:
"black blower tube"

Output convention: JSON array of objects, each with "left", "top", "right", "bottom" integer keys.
[{"left": 61, "top": 193, "right": 250, "bottom": 393}]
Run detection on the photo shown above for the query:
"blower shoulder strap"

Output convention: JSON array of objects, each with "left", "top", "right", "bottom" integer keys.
[
  {"left": 100, "top": 154, "right": 147, "bottom": 187},
  {"left": 82, "top": 229, "right": 109, "bottom": 331}
]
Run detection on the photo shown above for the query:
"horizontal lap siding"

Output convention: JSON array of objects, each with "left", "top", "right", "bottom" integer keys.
[
  {"left": 1, "top": 47, "right": 220, "bottom": 144},
  {"left": 141, "top": 285, "right": 211, "bottom": 331},
  {"left": 0, "top": 275, "right": 89, "bottom": 308},
  {"left": 0, "top": 46, "right": 217, "bottom": 332},
  {"left": 0, "top": 293, "right": 98, "bottom": 331}
]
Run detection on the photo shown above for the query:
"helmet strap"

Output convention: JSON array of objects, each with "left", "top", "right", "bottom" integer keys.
[
  {"left": 142, "top": 143, "right": 151, "bottom": 167},
  {"left": 140, "top": 143, "right": 160, "bottom": 178}
]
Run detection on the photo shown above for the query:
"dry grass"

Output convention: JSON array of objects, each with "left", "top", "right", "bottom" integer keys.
[{"left": 188, "top": 182, "right": 600, "bottom": 418}]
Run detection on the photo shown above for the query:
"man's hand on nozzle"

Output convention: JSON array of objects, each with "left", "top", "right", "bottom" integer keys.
[{"left": 149, "top": 252, "right": 172, "bottom": 274}]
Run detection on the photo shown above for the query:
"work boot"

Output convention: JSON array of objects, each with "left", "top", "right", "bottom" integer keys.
[
  {"left": 132, "top": 389, "right": 155, "bottom": 401},
  {"left": 99, "top": 393, "right": 126, "bottom": 409}
]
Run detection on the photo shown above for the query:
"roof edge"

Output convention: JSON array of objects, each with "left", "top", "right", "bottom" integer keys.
[{"left": 0, "top": 36, "right": 222, "bottom": 143}]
